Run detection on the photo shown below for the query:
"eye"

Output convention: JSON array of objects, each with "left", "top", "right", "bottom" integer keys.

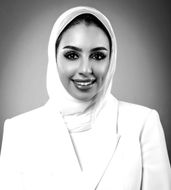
[
  {"left": 90, "top": 52, "right": 107, "bottom": 61},
  {"left": 63, "top": 51, "right": 79, "bottom": 60}
]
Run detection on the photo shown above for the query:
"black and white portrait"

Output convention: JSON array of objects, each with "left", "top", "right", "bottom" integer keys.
[{"left": 0, "top": 1, "right": 170, "bottom": 189}]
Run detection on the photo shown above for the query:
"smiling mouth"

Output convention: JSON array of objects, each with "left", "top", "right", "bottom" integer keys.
[{"left": 72, "top": 79, "right": 96, "bottom": 90}]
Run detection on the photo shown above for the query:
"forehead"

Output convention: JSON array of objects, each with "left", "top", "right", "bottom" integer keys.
[{"left": 59, "top": 23, "right": 109, "bottom": 49}]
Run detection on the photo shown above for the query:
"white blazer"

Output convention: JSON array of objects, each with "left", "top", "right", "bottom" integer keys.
[{"left": 0, "top": 97, "right": 170, "bottom": 190}]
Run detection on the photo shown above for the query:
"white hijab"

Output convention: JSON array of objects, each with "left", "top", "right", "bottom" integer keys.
[{"left": 46, "top": 6, "right": 117, "bottom": 132}]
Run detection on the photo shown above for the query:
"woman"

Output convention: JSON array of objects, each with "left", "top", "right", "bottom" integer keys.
[{"left": 0, "top": 6, "right": 170, "bottom": 190}]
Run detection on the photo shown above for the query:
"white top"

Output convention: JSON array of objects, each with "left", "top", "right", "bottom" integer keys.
[{"left": 0, "top": 97, "right": 170, "bottom": 189}]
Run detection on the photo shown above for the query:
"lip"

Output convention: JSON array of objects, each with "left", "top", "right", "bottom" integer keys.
[
  {"left": 72, "top": 79, "right": 96, "bottom": 90},
  {"left": 72, "top": 79, "right": 96, "bottom": 83}
]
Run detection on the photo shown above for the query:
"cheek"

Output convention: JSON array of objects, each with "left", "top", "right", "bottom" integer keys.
[
  {"left": 57, "top": 56, "right": 77, "bottom": 78},
  {"left": 93, "top": 61, "right": 109, "bottom": 80}
]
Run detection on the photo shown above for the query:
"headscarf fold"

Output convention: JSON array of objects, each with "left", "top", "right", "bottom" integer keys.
[{"left": 46, "top": 6, "right": 117, "bottom": 132}]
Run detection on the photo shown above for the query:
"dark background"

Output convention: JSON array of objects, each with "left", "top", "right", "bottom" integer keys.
[{"left": 0, "top": 0, "right": 171, "bottom": 162}]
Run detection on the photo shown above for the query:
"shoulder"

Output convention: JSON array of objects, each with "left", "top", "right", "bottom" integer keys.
[
  {"left": 3, "top": 103, "right": 52, "bottom": 137},
  {"left": 1, "top": 103, "right": 53, "bottom": 154},
  {"left": 107, "top": 95, "right": 159, "bottom": 126},
  {"left": 3, "top": 100, "right": 62, "bottom": 140},
  {"left": 5, "top": 99, "right": 59, "bottom": 125},
  {"left": 5, "top": 105, "right": 46, "bottom": 126},
  {"left": 118, "top": 100, "right": 159, "bottom": 121},
  {"left": 119, "top": 101, "right": 153, "bottom": 118},
  {"left": 117, "top": 99, "right": 160, "bottom": 135},
  {"left": 108, "top": 94, "right": 153, "bottom": 116}
]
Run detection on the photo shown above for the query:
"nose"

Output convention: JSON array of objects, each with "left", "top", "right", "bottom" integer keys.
[{"left": 78, "top": 57, "right": 92, "bottom": 75}]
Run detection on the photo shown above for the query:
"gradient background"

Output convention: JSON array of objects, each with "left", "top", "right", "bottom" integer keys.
[{"left": 0, "top": 0, "right": 170, "bottom": 161}]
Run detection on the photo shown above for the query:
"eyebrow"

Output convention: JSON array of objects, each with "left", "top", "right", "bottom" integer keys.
[
  {"left": 63, "top": 46, "right": 82, "bottom": 52},
  {"left": 63, "top": 46, "right": 108, "bottom": 52},
  {"left": 91, "top": 47, "right": 108, "bottom": 52}
]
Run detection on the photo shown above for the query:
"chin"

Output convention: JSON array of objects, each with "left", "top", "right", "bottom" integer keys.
[
  {"left": 69, "top": 81, "right": 97, "bottom": 101},
  {"left": 73, "top": 93, "right": 94, "bottom": 102}
]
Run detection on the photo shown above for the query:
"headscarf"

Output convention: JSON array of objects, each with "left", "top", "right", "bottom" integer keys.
[{"left": 46, "top": 6, "right": 117, "bottom": 132}]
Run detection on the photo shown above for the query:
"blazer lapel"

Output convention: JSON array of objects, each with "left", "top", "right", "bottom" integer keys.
[
  {"left": 43, "top": 98, "right": 122, "bottom": 189},
  {"left": 83, "top": 97, "right": 122, "bottom": 189},
  {"left": 32, "top": 102, "right": 87, "bottom": 189},
  {"left": 93, "top": 134, "right": 121, "bottom": 190}
]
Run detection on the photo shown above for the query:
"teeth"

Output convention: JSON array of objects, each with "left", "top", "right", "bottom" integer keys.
[{"left": 75, "top": 81, "right": 92, "bottom": 86}]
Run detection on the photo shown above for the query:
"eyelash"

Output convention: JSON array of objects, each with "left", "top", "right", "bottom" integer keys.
[
  {"left": 63, "top": 51, "right": 107, "bottom": 61},
  {"left": 64, "top": 51, "right": 79, "bottom": 60},
  {"left": 90, "top": 52, "right": 107, "bottom": 60}
]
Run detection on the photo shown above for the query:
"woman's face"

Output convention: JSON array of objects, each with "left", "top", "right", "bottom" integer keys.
[{"left": 57, "top": 23, "right": 110, "bottom": 102}]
